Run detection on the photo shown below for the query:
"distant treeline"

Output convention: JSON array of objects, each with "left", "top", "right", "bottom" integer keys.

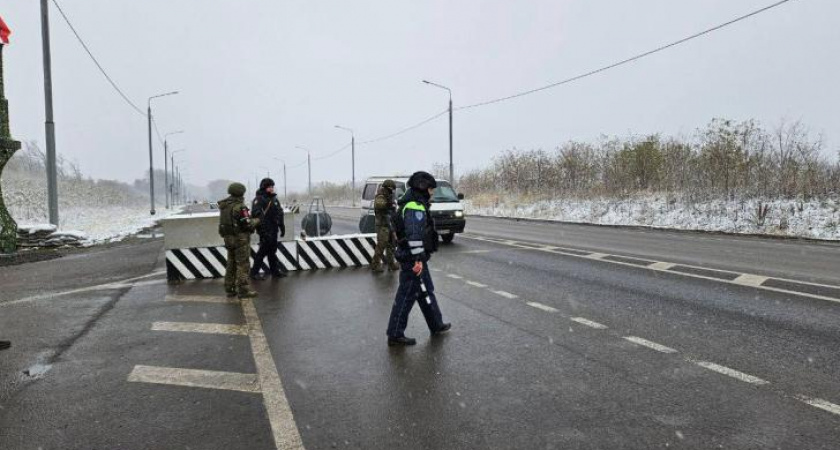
[{"left": 459, "top": 119, "right": 839, "bottom": 201}]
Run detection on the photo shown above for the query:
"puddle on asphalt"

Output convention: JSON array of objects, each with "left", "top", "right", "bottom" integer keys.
[{"left": 23, "top": 363, "right": 53, "bottom": 378}]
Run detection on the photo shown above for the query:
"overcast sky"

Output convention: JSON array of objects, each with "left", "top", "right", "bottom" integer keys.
[{"left": 2, "top": 0, "right": 838, "bottom": 193}]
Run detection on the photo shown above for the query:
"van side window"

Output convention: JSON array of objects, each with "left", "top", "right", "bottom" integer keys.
[{"left": 362, "top": 183, "right": 378, "bottom": 200}]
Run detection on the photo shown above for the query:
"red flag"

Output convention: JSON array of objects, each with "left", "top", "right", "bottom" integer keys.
[{"left": 0, "top": 15, "right": 11, "bottom": 44}]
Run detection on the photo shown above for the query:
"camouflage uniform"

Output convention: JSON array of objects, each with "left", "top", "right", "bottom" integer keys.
[
  {"left": 371, "top": 180, "right": 400, "bottom": 272},
  {"left": 218, "top": 182, "right": 261, "bottom": 298}
]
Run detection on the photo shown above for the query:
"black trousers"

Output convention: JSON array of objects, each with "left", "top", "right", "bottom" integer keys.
[
  {"left": 251, "top": 232, "right": 282, "bottom": 275},
  {"left": 386, "top": 263, "right": 444, "bottom": 338}
]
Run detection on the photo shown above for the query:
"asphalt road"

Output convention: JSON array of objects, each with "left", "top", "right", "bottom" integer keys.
[{"left": 1, "top": 213, "right": 839, "bottom": 449}]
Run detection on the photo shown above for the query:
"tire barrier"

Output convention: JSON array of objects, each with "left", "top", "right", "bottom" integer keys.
[{"left": 165, "top": 234, "right": 377, "bottom": 281}]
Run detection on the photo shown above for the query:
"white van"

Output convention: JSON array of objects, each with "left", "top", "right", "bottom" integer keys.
[{"left": 359, "top": 176, "right": 466, "bottom": 243}]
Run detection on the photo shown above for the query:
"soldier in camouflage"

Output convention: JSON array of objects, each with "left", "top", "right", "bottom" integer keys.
[
  {"left": 371, "top": 179, "right": 401, "bottom": 272},
  {"left": 218, "top": 182, "right": 260, "bottom": 298}
]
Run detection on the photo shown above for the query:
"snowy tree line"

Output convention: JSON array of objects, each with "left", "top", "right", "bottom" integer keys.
[{"left": 459, "top": 119, "right": 839, "bottom": 202}]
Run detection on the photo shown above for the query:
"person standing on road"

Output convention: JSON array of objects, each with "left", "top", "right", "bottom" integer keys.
[
  {"left": 218, "top": 182, "right": 260, "bottom": 299},
  {"left": 250, "top": 178, "right": 286, "bottom": 280},
  {"left": 386, "top": 171, "right": 451, "bottom": 346},
  {"left": 370, "top": 179, "right": 400, "bottom": 273}
]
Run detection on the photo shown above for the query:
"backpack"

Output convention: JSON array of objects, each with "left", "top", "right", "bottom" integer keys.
[{"left": 218, "top": 199, "right": 239, "bottom": 237}]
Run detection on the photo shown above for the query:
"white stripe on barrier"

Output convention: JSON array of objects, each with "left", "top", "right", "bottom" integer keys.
[
  {"left": 199, "top": 247, "right": 227, "bottom": 275},
  {"left": 357, "top": 237, "right": 376, "bottom": 257},
  {"left": 182, "top": 249, "right": 214, "bottom": 279},
  {"left": 344, "top": 239, "right": 367, "bottom": 264},
  {"left": 323, "top": 239, "right": 354, "bottom": 267},
  {"left": 166, "top": 251, "right": 195, "bottom": 280},
  {"left": 300, "top": 243, "right": 327, "bottom": 269},
  {"left": 275, "top": 246, "right": 296, "bottom": 272},
  {"left": 312, "top": 240, "right": 340, "bottom": 268}
]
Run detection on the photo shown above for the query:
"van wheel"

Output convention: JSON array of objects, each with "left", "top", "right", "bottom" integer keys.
[{"left": 442, "top": 234, "right": 455, "bottom": 244}]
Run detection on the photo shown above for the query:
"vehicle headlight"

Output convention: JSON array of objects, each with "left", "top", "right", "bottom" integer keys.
[{"left": 455, "top": 211, "right": 464, "bottom": 218}]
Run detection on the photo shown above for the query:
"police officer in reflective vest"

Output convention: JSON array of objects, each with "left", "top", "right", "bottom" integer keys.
[{"left": 386, "top": 171, "right": 451, "bottom": 346}]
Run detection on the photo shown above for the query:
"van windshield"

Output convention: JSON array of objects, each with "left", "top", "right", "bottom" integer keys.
[{"left": 431, "top": 182, "right": 459, "bottom": 203}]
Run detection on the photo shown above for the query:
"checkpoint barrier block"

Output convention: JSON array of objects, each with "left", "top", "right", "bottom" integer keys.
[{"left": 165, "top": 234, "right": 378, "bottom": 281}]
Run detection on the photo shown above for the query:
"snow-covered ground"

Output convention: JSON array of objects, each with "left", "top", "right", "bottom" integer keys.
[
  {"left": 18, "top": 206, "right": 180, "bottom": 245},
  {"left": 465, "top": 195, "right": 840, "bottom": 241}
]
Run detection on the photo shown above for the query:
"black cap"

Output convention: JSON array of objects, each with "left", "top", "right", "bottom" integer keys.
[
  {"left": 259, "top": 178, "right": 275, "bottom": 190},
  {"left": 407, "top": 171, "right": 437, "bottom": 191}
]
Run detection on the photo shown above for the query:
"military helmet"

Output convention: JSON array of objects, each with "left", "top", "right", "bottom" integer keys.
[
  {"left": 382, "top": 179, "right": 396, "bottom": 190},
  {"left": 228, "top": 182, "right": 247, "bottom": 197},
  {"left": 407, "top": 171, "right": 437, "bottom": 191}
]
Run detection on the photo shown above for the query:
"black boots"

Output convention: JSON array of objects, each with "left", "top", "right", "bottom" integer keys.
[
  {"left": 0, "top": 340, "right": 11, "bottom": 351},
  {"left": 432, "top": 323, "right": 452, "bottom": 336},
  {"left": 387, "top": 336, "right": 417, "bottom": 346}
]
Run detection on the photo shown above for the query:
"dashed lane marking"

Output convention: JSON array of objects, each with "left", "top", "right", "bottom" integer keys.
[
  {"left": 166, "top": 294, "right": 238, "bottom": 304},
  {"left": 585, "top": 253, "right": 609, "bottom": 260},
  {"left": 526, "top": 301, "right": 559, "bottom": 313},
  {"left": 465, "top": 281, "right": 488, "bottom": 288},
  {"left": 623, "top": 336, "right": 678, "bottom": 354},
  {"left": 446, "top": 274, "right": 464, "bottom": 279},
  {"left": 796, "top": 396, "right": 840, "bottom": 417},
  {"left": 732, "top": 273, "right": 769, "bottom": 287},
  {"left": 241, "top": 297, "right": 306, "bottom": 449},
  {"left": 461, "top": 234, "right": 840, "bottom": 305},
  {"left": 570, "top": 317, "right": 608, "bottom": 329},
  {"left": 152, "top": 321, "right": 248, "bottom": 336},
  {"left": 127, "top": 365, "right": 260, "bottom": 393},
  {"left": 693, "top": 361, "right": 769, "bottom": 385},
  {"left": 491, "top": 290, "right": 519, "bottom": 299}
]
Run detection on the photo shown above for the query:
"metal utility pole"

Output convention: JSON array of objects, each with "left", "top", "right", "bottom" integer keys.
[
  {"left": 40, "top": 0, "right": 58, "bottom": 225},
  {"left": 422, "top": 80, "right": 454, "bottom": 185},
  {"left": 296, "top": 146, "right": 312, "bottom": 196},
  {"left": 147, "top": 91, "right": 179, "bottom": 215},
  {"left": 170, "top": 149, "right": 185, "bottom": 208},
  {"left": 163, "top": 131, "right": 183, "bottom": 209},
  {"left": 273, "top": 157, "right": 287, "bottom": 201},
  {"left": 335, "top": 125, "right": 355, "bottom": 206}
]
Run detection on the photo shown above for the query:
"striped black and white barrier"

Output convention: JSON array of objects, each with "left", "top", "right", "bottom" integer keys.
[{"left": 166, "top": 235, "right": 377, "bottom": 281}]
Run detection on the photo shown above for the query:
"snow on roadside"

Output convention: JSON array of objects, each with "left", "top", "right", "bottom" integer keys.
[
  {"left": 19, "top": 206, "right": 182, "bottom": 246},
  {"left": 465, "top": 195, "right": 840, "bottom": 241}
]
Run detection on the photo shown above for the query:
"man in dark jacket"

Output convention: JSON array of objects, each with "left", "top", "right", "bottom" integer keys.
[
  {"left": 385, "top": 171, "right": 451, "bottom": 346},
  {"left": 250, "top": 178, "right": 286, "bottom": 280}
]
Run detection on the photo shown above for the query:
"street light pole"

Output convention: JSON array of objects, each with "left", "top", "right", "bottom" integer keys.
[
  {"left": 422, "top": 80, "right": 454, "bottom": 185},
  {"left": 163, "top": 130, "right": 183, "bottom": 209},
  {"left": 171, "top": 149, "right": 185, "bottom": 207},
  {"left": 40, "top": 0, "right": 59, "bottom": 226},
  {"left": 296, "top": 146, "right": 312, "bottom": 197},
  {"left": 335, "top": 125, "right": 356, "bottom": 206},
  {"left": 273, "top": 157, "right": 287, "bottom": 201},
  {"left": 147, "top": 91, "right": 179, "bottom": 215}
]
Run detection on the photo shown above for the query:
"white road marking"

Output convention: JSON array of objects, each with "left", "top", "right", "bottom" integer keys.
[
  {"left": 462, "top": 233, "right": 840, "bottom": 305},
  {"left": 733, "top": 274, "right": 769, "bottom": 287},
  {"left": 623, "top": 336, "right": 678, "bottom": 354},
  {"left": 446, "top": 274, "right": 464, "bottom": 279},
  {"left": 1, "top": 270, "right": 167, "bottom": 307},
  {"left": 693, "top": 361, "right": 769, "bottom": 385},
  {"left": 465, "top": 281, "right": 488, "bottom": 288},
  {"left": 127, "top": 365, "right": 260, "bottom": 393},
  {"left": 796, "top": 396, "right": 840, "bottom": 416},
  {"left": 241, "top": 297, "right": 305, "bottom": 449},
  {"left": 166, "top": 294, "right": 237, "bottom": 304},
  {"left": 152, "top": 321, "right": 247, "bottom": 336},
  {"left": 491, "top": 290, "right": 519, "bottom": 299},
  {"left": 526, "top": 301, "right": 559, "bottom": 313},
  {"left": 570, "top": 317, "right": 608, "bottom": 329}
]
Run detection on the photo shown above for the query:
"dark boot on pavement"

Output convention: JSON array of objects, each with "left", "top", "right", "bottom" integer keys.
[
  {"left": 250, "top": 272, "right": 266, "bottom": 281},
  {"left": 238, "top": 289, "right": 258, "bottom": 299},
  {"left": 271, "top": 271, "right": 287, "bottom": 279},
  {"left": 225, "top": 290, "right": 237, "bottom": 298},
  {"left": 370, "top": 265, "right": 384, "bottom": 273},
  {"left": 0, "top": 340, "right": 11, "bottom": 351},
  {"left": 387, "top": 336, "right": 417, "bottom": 346},
  {"left": 431, "top": 323, "right": 452, "bottom": 336},
  {"left": 388, "top": 262, "right": 400, "bottom": 271}
]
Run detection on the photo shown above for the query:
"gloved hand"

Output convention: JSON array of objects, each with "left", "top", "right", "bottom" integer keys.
[{"left": 412, "top": 261, "right": 423, "bottom": 276}]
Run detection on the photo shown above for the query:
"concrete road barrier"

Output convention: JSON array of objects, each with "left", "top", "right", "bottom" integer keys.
[{"left": 162, "top": 213, "right": 377, "bottom": 280}]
